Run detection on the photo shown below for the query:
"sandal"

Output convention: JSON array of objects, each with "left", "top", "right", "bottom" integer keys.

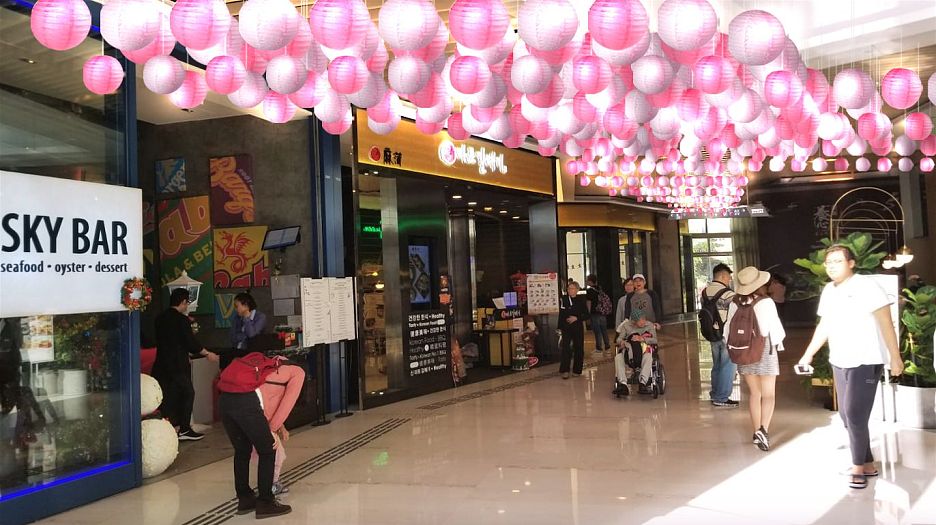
[{"left": 849, "top": 475, "right": 868, "bottom": 489}]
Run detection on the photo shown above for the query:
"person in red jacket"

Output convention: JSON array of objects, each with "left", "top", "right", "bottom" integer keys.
[{"left": 252, "top": 363, "right": 305, "bottom": 495}]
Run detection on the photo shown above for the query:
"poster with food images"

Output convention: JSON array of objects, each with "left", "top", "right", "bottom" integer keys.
[
  {"left": 526, "top": 273, "right": 561, "bottom": 315},
  {"left": 210, "top": 155, "right": 255, "bottom": 225},
  {"left": 20, "top": 315, "right": 54, "bottom": 363}
]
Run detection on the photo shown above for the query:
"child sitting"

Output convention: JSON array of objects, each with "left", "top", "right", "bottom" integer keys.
[{"left": 614, "top": 318, "right": 658, "bottom": 395}]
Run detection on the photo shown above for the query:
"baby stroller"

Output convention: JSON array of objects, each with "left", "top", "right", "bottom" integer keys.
[{"left": 613, "top": 320, "right": 666, "bottom": 399}]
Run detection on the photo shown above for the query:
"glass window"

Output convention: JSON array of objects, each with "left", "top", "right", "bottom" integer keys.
[
  {"left": 691, "top": 238, "right": 710, "bottom": 253},
  {"left": 706, "top": 218, "right": 732, "bottom": 234},
  {"left": 687, "top": 219, "right": 707, "bottom": 234},
  {"left": 565, "top": 231, "right": 589, "bottom": 287},
  {"left": 710, "top": 237, "right": 733, "bottom": 253},
  {"left": 0, "top": 8, "right": 132, "bottom": 499}
]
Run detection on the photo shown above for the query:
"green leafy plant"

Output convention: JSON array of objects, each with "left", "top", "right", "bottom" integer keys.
[
  {"left": 789, "top": 232, "right": 887, "bottom": 301},
  {"left": 901, "top": 285, "right": 936, "bottom": 388}
]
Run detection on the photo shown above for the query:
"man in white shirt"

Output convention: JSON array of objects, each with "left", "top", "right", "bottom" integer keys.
[{"left": 798, "top": 245, "right": 903, "bottom": 491}]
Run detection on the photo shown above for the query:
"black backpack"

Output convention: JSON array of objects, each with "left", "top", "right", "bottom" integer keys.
[{"left": 699, "top": 287, "right": 730, "bottom": 342}]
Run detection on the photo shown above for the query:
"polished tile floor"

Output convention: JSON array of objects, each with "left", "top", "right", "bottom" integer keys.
[{"left": 40, "top": 323, "right": 936, "bottom": 525}]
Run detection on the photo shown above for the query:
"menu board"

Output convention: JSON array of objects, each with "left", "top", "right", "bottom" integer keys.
[
  {"left": 20, "top": 315, "right": 54, "bottom": 363},
  {"left": 526, "top": 273, "right": 561, "bottom": 314},
  {"left": 327, "top": 277, "right": 357, "bottom": 341},
  {"left": 406, "top": 311, "right": 449, "bottom": 377},
  {"left": 299, "top": 277, "right": 357, "bottom": 346},
  {"left": 300, "top": 278, "right": 331, "bottom": 346}
]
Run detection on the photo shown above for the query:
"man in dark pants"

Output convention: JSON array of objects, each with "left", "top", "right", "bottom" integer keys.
[
  {"left": 559, "top": 281, "right": 588, "bottom": 379},
  {"left": 153, "top": 288, "right": 219, "bottom": 441},
  {"left": 219, "top": 390, "right": 292, "bottom": 518}
]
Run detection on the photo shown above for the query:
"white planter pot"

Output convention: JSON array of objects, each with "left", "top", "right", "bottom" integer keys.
[
  {"left": 60, "top": 369, "right": 87, "bottom": 396},
  {"left": 894, "top": 385, "right": 936, "bottom": 429}
]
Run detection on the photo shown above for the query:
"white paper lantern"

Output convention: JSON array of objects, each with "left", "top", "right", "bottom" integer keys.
[
  {"left": 142, "top": 419, "right": 179, "bottom": 478},
  {"left": 624, "top": 90, "right": 657, "bottom": 123},
  {"left": 518, "top": 0, "right": 578, "bottom": 52},
  {"left": 727, "top": 10, "right": 785, "bottom": 66},
  {"left": 832, "top": 69, "right": 873, "bottom": 109},
  {"left": 727, "top": 89, "right": 762, "bottom": 123},
  {"left": 266, "top": 55, "right": 306, "bottom": 94},
  {"left": 853, "top": 157, "right": 870, "bottom": 172},
  {"left": 511, "top": 55, "right": 553, "bottom": 95},
  {"left": 929, "top": 72, "right": 936, "bottom": 105},
  {"left": 632, "top": 55, "right": 674, "bottom": 96},
  {"left": 100, "top": 0, "right": 160, "bottom": 51},
  {"left": 140, "top": 374, "right": 162, "bottom": 416},
  {"left": 811, "top": 157, "right": 828, "bottom": 172},
  {"left": 378, "top": 0, "right": 439, "bottom": 51},
  {"left": 228, "top": 71, "right": 269, "bottom": 108},
  {"left": 592, "top": 30, "right": 651, "bottom": 67},
  {"left": 348, "top": 73, "right": 388, "bottom": 108},
  {"left": 897, "top": 157, "right": 913, "bottom": 172},
  {"left": 143, "top": 56, "right": 185, "bottom": 95},
  {"left": 769, "top": 156, "right": 785, "bottom": 172},
  {"left": 238, "top": 0, "right": 300, "bottom": 51},
  {"left": 187, "top": 18, "right": 243, "bottom": 66},
  {"left": 368, "top": 114, "right": 401, "bottom": 135},
  {"left": 314, "top": 91, "right": 350, "bottom": 123},
  {"left": 650, "top": 107, "right": 680, "bottom": 139},
  {"left": 468, "top": 74, "right": 507, "bottom": 108},
  {"left": 657, "top": 0, "right": 717, "bottom": 52},
  {"left": 895, "top": 135, "right": 917, "bottom": 157},
  {"left": 388, "top": 56, "right": 430, "bottom": 94}
]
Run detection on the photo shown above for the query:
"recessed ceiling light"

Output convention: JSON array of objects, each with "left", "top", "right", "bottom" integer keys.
[
  {"left": 452, "top": 195, "right": 463, "bottom": 199},
  {"left": 484, "top": 206, "right": 494, "bottom": 212},
  {"left": 512, "top": 216, "right": 520, "bottom": 219},
  {"left": 468, "top": 201, "right": 477, "bottom": 206},
  {"left": 19, "top": 58, "right": 36, "bottom": 64},
  {"left": 499, "top": 210, "right": 508, "bottom": 214}
]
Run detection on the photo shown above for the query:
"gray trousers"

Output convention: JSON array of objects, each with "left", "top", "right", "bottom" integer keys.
[{"left": 832, "top": 364, "right": 883, "bottom": 466}]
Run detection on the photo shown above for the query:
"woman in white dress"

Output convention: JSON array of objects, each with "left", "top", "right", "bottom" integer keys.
[{"left": 724, "top": 266, "right": 786, "bottom": 452}]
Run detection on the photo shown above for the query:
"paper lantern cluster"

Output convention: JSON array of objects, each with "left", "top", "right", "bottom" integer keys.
[{"left": 30, "top": 0, "right": 936, "bottom": 213}]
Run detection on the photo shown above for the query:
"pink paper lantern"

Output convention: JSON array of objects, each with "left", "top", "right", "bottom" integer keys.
[
  {"left": 727, "top": 10, "right": 785, "bottom": 66},
  {"left": 518, "top": 0, "right": 578, "bottom": 52},
  {"left": 449, "top": 56, "right": 491, "bottom": 95},
  {"left": 526, "top": 78, "right": 563, "bottom": 108},
  {"left": 588, "top": 0, "right": 648, "bottom": 51},
  {"left": 572, "top": 56, "right": 612, "bottom": 95},
  {"left": 100, "top": 0, "right": 160, "bottom": 51},
  {"left": 286, "top": 21, "right": 313, "bottom": 57},
  {"left": 206, "top": 56, "right": 247, "bottom": 94},
  {"left": 632, "top": 55, "right": 674, "bottom": 96},
  {"left": 904, "top": 112, "right": 933, "bottom": 141},
  {"left": 447, "top": 112, "right": 470, "bottom": 140},
  {"left": 921, "top": 135, "right": 936, "bottom": 156},
  {"left": 262, "top": 92, "right": 297, "bottom": 123},
  {"left": 764, "top": 70, "right": 803, "bottom": 109},
  {"left": 169, "top": 70, "right": 208, "bottom": 109},
  {"left": 856, "top": 112, "right": 891, "bottom": 141},
  {"left": 82, "top": 55, "right": 124, "bottom": 95},
  {"left": 170, "top": 0, "right": 230, "bottom": 51},
  {"left": 30, "top": 0, "right": 91, "bottom": 51},
  {"left": 920, "top": 158, "right": 935, "bottom": 173},
  {"left": 448, "top": 0, "right": 510, "bottom": 51},
  {"left": 285, "top": 72, "right": 323, "bottom": 107},
  {"left": 388, "top": 56, "right": 430, "bottom": 94},
  {"left": 349, "top": 73, "right": 389, "bottom": 108},
  {"left": 694, "top": 56, "right": 734, "bottom": 94},
  {"left": 327, "top": 55, "right": 368, "bottom": 95},
  {"left": 832, "top": 69, "right": 873, "bottom": 109},
  {"left": 833, "top": 157, "right": 849, "bottom": 172},
  {"left": 143, "top": 56, "right": 185, "bottom": 95},
  {"left": 123, "top": 15, "right": 177, "bottom": 64},
  {"left": 322, "top": 110, "right": 353, "bottom": 135},
  {"left": 657, "top": 0, "right": 717, "bottom": 52},
  {"left": 228, "top": 71, "right": 269, "bottom": 108},
  {"left": 881, "top": 68, "right": 923, "bottom": 110},
  {"left": 309, "top": 0, "right": 370, "bottom": 50},
  {"left": 378, "top": 0, "right": 439, "bottom": 51},
  {"left": 805, "top": 68, "right": 830, "bottom": 105},
  {"left": 238, "top": 0, "right": 300, "bottom": 51},
  {"left": 266, "top": 55, "right": 306, "bottom": 94},
  {"left": 677, "top": 88, "right": 706, "bottom": 121},
  {"left": 877, "top": 158, "right": 893, "bottom": 172}
]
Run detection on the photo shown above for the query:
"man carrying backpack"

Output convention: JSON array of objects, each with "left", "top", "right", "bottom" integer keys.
[
  {"left": 701, "top": 264, "right": 738, "bottom": 408},
  {"left": 585, "top": 274, "right": 612, "bottom": 354}
]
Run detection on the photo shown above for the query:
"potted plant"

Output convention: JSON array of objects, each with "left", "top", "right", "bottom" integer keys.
[
  {"left": 895, "top": 285, "right": 936, "bottom": 429},
  {"left": 790, "top": 232, "right": 888, "bottom": 405}
]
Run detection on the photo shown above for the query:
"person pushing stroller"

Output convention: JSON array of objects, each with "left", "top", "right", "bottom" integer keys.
[{"left": 614, "top": 318, "right": 658, "bottom": 395}]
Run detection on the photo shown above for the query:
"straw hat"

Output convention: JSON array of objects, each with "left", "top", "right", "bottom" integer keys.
[{"left": 735, "top": 266, "right": 771, "bottom": 296}]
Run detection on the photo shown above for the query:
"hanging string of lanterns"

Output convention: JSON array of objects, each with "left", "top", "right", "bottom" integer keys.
[{"left": 27, "top": 0, "right": 936, "bottom": 211}]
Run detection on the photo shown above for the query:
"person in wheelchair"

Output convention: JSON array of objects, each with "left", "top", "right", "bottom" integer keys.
[{"left": 614, "top": 318, "right": 658, "bottom": 395}]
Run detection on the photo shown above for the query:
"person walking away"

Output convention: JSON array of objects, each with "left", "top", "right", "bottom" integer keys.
[
  {"left": 615, "top": 278, "right": 635, "bottom": 329},
  {"left": 623, "top": 274, "right": 663, "bottom": 329},
  {"left": 153, "top": 288, "right": 219, "bottom": 441},
  {"left": 559, "top": 281, "right": 588, "bottom": 379},
  {"left": 724, "top": 266, "right": 786, "bottom": 452},
  {"left": 585, "top": 274, "right": 612, "bottom": 354},
  {"left": 701, "top": 263, "right": 738, "bottom": 408},
  {"left": 253, "top": 362, "right": 305, "bottom": 496},
  {"left": 798, "top": 245, "right": 903, "bottom": 490},
  {"left": 217, "top": 352, "right": 292, "bottom": 519}
]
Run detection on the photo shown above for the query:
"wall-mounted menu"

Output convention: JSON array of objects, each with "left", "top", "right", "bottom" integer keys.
[
  {"left": 406, "top": 311, "right": 448, "bottom": 377},
  {"left": 526, "top": 273, "right": 561, "bottom": 314},
  {"left": 299, "top": 277, "right": 357, "bottom": 346}
]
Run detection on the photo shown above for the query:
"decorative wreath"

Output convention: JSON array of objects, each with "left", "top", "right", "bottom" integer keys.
[{"left": 122, "top": 277, "right": 153, "bottom": 311}]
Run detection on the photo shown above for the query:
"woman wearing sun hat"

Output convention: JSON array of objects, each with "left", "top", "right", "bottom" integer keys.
[{"left": 723, "top": 266, "right": 786, "bottom": 452}]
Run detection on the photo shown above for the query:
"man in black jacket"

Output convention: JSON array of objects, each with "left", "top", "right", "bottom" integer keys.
[
  {"left": 559, "top": 281, "right": 589, "bottom": 379},
  {"left": 153, "top": 288, "right": 219, "bottom": 441}
]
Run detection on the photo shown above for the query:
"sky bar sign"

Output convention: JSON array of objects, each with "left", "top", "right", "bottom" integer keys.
[{"left": 0, "top": 171, "right": 143, "bottom": 317}]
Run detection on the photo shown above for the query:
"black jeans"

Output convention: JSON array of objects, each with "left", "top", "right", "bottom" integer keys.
[
  {"left": 157, "top": 372, "right": 194, "bottom": 432},
  {"left": 560, "top": 328, "right": 585, "bottom": 374},
  {"left": 832, "top": 364, "right": 883, "bottom": 466},
  {"left": 219, "top": 392, "right": 276, "bottom": 502}
]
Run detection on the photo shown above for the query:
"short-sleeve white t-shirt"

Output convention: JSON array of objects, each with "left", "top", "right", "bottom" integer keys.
[{"left": 817, "top": 273, "right": 894, "bottom": 368}]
